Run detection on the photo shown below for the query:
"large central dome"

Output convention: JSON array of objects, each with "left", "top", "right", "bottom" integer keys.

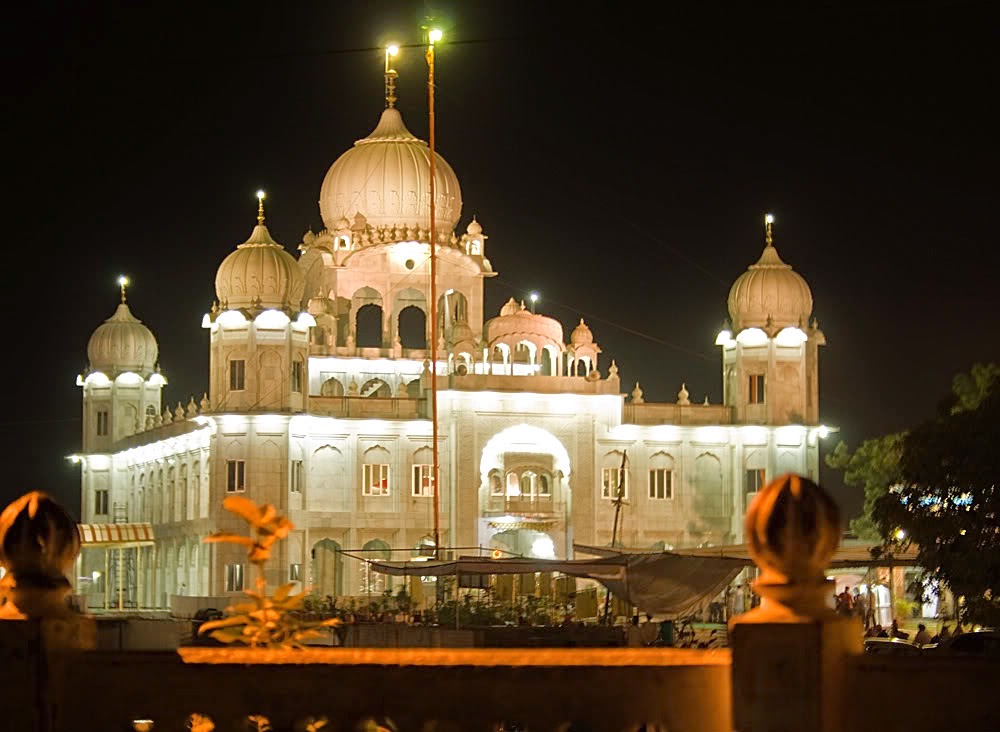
[{"left": 318, "top": 107, "right": 462, "bottom": 233}]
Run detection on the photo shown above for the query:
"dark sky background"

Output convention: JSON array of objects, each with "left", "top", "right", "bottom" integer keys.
[{"left": 4, "top": 1, "right": 996, "bottom": 520}]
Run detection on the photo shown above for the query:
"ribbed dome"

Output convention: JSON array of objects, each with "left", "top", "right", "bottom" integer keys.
[
  {"left": 87, "top": 302, "right": 158, "bottom": 376},
  {"left": 215, "top": 223, "right": 305, "bottom": 311},
  {"left": 728, "top": 244, "right": 813, "bottom": 331},
  {"left": 318, "top": 107, "right": 462, "bottom": 233},
  {"left": 570, "top": 318, "right": 594, "bottom": 346}
]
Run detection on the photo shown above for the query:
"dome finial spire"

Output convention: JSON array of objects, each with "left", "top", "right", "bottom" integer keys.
[
  {"left": 117, "top": 275, "right": 129, "bottom": 304},
  {"left": 384, "top": 43, "right": 400, "bottom": 108},
  {"left": 765, "top": 212, "right": 775, "bottom": 247},
  {"left": 256, "top": 189, "right": 266, "bottom": 226}
]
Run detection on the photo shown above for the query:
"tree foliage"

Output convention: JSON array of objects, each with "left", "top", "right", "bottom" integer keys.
[
  {"left": 825, "top": 434, "right": 904, "bottom": 541},
  {"left": 873, "top": 364, "right": 1000, "bottom": 627}
]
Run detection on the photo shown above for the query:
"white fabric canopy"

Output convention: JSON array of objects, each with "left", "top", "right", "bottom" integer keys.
[{"left": 369, "top": 552, "right": 745, "bottom": 617}]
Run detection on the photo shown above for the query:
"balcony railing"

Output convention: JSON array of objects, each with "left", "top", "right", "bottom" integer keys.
[{"left": 484, "top": 495, "right": 564, "bottom": 519}]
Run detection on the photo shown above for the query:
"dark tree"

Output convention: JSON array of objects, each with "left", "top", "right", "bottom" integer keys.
[{"left": 873, "top": 364, "right": 999, "bottom": 627}]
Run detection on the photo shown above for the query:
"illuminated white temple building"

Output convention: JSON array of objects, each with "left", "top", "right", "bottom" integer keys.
[{"left": 73, "top": 76, "right": 828, "bottom": 610}]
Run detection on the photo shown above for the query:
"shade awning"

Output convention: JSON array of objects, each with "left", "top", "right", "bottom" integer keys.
[
  {"left": 574, "top": 542, "right": 922, "bottom": 568},
  {"left": 77, "top": 523, "right": 155, "bottom": 547},
  {"left": 370, "top": 553, "right": 742, "bottom": 618}
]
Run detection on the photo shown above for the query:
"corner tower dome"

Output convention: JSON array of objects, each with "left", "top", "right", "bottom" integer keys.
[
  {"left": 318, "top": 103, "right": 462, "bottom": 233},
  {"left": 87, "top": 301, "right": 158, "bottom": 377},
  {"left": 727, "top": 217, "right": 813, "bottom": 331},
  {"left": 215, "top": 195, "right": 305, "bottom": 311}
]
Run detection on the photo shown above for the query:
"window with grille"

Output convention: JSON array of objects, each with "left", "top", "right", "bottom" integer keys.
[
  {"left": 748, "top": 374, "right": 765, "bottom": 404},
  {"left": 226, "top": 460, "right": 246, "bottom": 493},
  {"left": 229, "top": 360, "right": 246, "bottom": 391},
  {"left": 412, "top": 464, "right": 435, "bottom": 497},
  {"left": 290, "top": 460, "right": 304, "bottom": 493},
  {"left": 363, "top": 463, "right": 390, "bottom": 496},
  {"left": 648, "top": 469, "right": 673, "bottom": 499},
  {"left": 746, "top": 468, "right": 766, "bottom": 493},
  {"left": 96, "top": 410, "right": 109, "bottom": 436},
  {"left": 225, "top": 563, "right": 244, "bottom": 592},
  {"left": 94, "top": 489, "right": 109, "bottom": 515},
  {"left": 601, "top": 467, "right": 629, "bottom": 499}
]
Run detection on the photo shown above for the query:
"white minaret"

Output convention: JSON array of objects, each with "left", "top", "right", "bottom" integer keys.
[
  {"left": 719, "top": 214, "right": 825, "bottom": 426},
  {"left": 79, "top": 277, "right": 165, "bottom": 519}
]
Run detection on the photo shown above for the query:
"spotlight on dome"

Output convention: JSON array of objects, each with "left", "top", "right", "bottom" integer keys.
[
  {"left": 256, "top": 189, "right": 266, "bottom": 201},
  {"left": 765, "top": 213, "right": 775, "bottom": 225},
  {"left": 117, "top": 275, "right": 129, "bottom": 288},
  {"left": 429, "top": 28, "right": 443, "bottom": 43},
  {"left": 529, "top": 292, "right": 539, "bottom": 313},
  {"left": 386, "top": 43, "right": 399, "bottom": 57}
]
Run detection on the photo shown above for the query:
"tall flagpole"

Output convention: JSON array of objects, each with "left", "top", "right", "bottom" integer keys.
[{"left": 426, "top": 27, "right": 443, "bottom": 558}]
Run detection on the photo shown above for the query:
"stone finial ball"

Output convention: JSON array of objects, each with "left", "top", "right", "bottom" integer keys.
[
  {"left": 745, "top": 473, "right": 840, "bottom": 583},
  {"left": 0, "top": 492, "right": 81, "bottom": 581}
]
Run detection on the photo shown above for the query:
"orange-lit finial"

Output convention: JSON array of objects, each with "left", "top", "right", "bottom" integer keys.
[
  {"left": 256, "top": 190, "right": 266, "bottom": 226},
  {"left": 765, "top": 213, "right": 775, "bottom": 247},
  {"left": 384, "top": 44, "right": 399, "bottom": 108},
  {"left": 117, "top": 275, "right": 129, "bottom": 303}
]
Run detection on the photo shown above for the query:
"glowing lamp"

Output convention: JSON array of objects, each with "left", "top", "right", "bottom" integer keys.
[
  {"left": 429, "top": 28, "right": 443, "bottom": 43},
  {"left": 817, "top": 425, "right": 830, "bottom": 439},
  {"left": 715, "top": 329, "right": 733, "bottom": 346},
  {"left": 894, "top": 529, "right": 906, "bottom": 540},
  {"left": 765, "top": 213, "right": 775, "bottom": 225},
  {"left": 256, "top": 190, "right": 265, "bottom": 201},
  {"left": 387, "top": 43, "right": 399, "bottom": 57},
  {"left": 117, "top": 275, "right": 129, "bottom": 288}
]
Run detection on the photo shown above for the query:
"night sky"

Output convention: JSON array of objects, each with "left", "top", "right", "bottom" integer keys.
[{"left": 5, "top": 1, "right": 996, "bottom": 520}]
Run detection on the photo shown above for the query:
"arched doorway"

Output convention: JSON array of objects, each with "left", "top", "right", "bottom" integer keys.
[
  {"left": 355, "top": 303, "right": 383, "bottom": 348},
  {"left": 397, "top": 305, "right": 427, "bottom": 349},
  {"left": 360, "top": 539, "right": 391, "bottom": 595},
  {"left": 312, "top": 539, "right": 343, "bottom": 598}
]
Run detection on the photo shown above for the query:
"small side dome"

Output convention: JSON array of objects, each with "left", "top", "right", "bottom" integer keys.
[
  {"left": 571, "top": 318, "right": 594, "bottom": 346},
  {"left": 499, "top": 297, "right": 521, "bottom": 317},
  {"left": 87, "top": 302, "right": 158, "bottom": 377},
  {"left": 451, "top": 320, "right": 474, "bottom": 343},
  {"left": 466, "top": 217, "right": 483, "bottom": 237},
  {"left": 728, "top": 243, "right": 813, "bottom": 332},
  {"left": 215, "top": 222, "right": 305, "bottom": 311}
]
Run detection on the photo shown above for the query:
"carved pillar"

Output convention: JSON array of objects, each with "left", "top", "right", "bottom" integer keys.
[{"left": 730, "top": 474, "right": 860, "bottom": 732}]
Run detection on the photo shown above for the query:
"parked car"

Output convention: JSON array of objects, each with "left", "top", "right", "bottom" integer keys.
[
  {"left": 929, "top": 631, "right": 1000, "bottom": 658},
  {"left": 863, "top": 637, "right": 926, "bottom": 656}
]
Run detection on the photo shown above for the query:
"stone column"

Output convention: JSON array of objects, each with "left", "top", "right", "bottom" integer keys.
[{"left": 730, "top": 474, "right": 861, "bottom": 732}]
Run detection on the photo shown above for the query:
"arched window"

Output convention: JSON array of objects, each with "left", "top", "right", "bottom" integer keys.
[
  {"left": 538, "top": 473, "right": 551, "bottom": 497},
  {"left": 648, "top": 452, "right": 675, "bottom": 500},
  {"left": 312, "top": 538, "right": 343, "bottom": 597},
  {"left": 601, "top": 452, "right": 629, "bottom": 499},
  {"left": 359, "top": 378, "right": 392, "bottom": 398},
  {"left": 320, "top": 377, "right": 345, "bottom": 397},
  {"left": 489, "top": 470, "right": 504, "bottom": 496},
  {"left": 520, "top": 470, "right": 536, "bottom": 496},
  {"left": 505, "top": 472, "right": 521, "bottom": 497}
]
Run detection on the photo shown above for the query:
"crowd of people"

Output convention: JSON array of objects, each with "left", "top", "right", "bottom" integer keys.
[{"left": 835, "top": 584, "right": 961, "bottom": 646}]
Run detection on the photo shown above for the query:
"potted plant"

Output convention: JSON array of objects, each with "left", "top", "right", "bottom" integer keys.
[{"left": 178, "top": 496, "right": 339, "bottom": 662}]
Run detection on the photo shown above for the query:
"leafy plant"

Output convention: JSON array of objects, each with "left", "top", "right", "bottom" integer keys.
[{"left": 199, "top": 496, "right": 338, "bottom": 648}]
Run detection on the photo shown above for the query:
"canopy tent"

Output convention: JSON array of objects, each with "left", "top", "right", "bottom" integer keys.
[
  {"left": 369, "top": 553, "right": 745, "bottom": 618},
  {"left": 574, "top": 542, "right": 922, "bottom": 568},
  {"left": 76, "top": 523, "right": 156, "bottom": 611}
]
